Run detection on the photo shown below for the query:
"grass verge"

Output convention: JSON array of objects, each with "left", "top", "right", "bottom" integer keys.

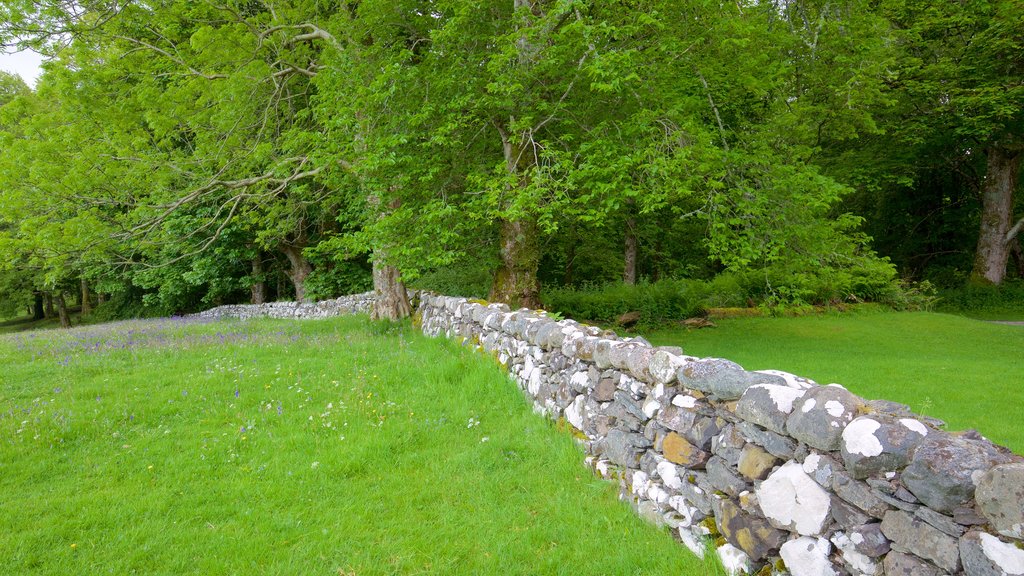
[
  {"left": 646, "top": 311, "right": 1024, "bottom": 453},
  {"left": 0, "top": 316, "right": 713, "bottom": 575}
]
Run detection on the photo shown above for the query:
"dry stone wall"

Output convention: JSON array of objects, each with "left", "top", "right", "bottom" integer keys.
[
  {"left": 416, "top": 293, "right": 1024, "bottom": 576},
  {"left": 192, "top": 292, "right": 375, "bottom": 321}
]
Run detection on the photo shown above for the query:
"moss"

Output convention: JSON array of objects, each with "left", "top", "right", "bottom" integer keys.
[
  {"left": 468, "top": 298, "right": 489, "bottom": 306},
  {"left": 410, "top": 310, "right": 423, "bottom": 328},
  {"left": 700, "top": 517, "right": 720, "bottom": 537}
]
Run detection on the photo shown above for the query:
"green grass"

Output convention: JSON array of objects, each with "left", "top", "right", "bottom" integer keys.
[
  {"left": 0, "top": 316, "right": 713, "bottom": 575},
  {"left": 646, "top": 310, "right": 1024, "bottom": 454}
]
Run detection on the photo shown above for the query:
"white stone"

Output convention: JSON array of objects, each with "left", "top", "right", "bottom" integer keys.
[
  {"left": 649, "top": 485, "right": 670, "bottom": 505},
  {"left": 565, "top": 395, "right": 585, "bottom": 432},
  {"left": 802, "top": 398, "right": 817, "bottom": 413},
  {"left": 980, "top": 533, "right": 1024, "bottom": 575},
  {"left": 717, "top": 543, "right": 750, "bottom": 575},
  {"left": 657, "top": 461, "right": 683, "bottom": 490},
  {"left": 825, "top": 400, "right": 845, "bottom": 418},
  {"left": 752, "top": 383, "right": 804, "bottom": 413},
  {"left": 642, "top": 397, "right": 661, "bottom": 418},
  {"left": 842, "top": 417, "right": 884, "bottom": 457},
  {"left": 650, "top": 350, "right": 687, "bottom": 384},
  {"left": 756, "top": 369, "right": 817, "bottom": 389},
  {"left": 527, "top": 367, "right": 542, "bottom": 396},
  {"left": 899, "top": 418, "right": 929, "bottom": 436},
  {"left": 802, "top": 453, "right": 821, "bottom": 475},
  {"left": 569, "top": 371, "right": 590, "bottom": 390},
  {"left": 831, "top": 532, "right": 880, "bottom": 576},
  {"left": 757, "top": 461, "right": 832, "bottom": 536},
  {"left": 672, "top": 394, "right": 698, "bottom": 408},
  {"left": 632, "top": 470, "right": 650, "bottom": 497},
  {"left": 781, "top": 537, "right": 837, "bottom": 576},
  {"left": 679, "top": 527, "right": 707, "bottom": 559}
]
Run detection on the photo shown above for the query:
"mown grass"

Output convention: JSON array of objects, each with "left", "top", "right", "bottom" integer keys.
[
  {"left": 0, "top": 316, "right": 712, "bottom": 575},
  {"left": 646, "top": 310, "right": 1024, "bottom": 454}
]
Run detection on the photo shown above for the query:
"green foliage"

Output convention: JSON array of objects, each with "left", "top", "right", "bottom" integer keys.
[
  {"left": 936, "top": 281, "right": 1024, "bottom": 318},
  {"left": 303, "top": 260, "right": 373, "bottom": 301}
]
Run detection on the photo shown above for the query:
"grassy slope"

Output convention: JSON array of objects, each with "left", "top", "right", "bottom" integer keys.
[
  {"left": 0, "top": 317, "right": 710, "bottom": 575},
  {"left": 646, "top": 311, "right": 1024, "bottom": 453}
]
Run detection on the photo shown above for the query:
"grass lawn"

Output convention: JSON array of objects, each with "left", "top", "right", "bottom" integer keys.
[
  {"left": 646, "top": 311, "right": 1024, "bottom": 454},
  {"left": 0, "top": 316, "right": 711, "bottom": 575}
]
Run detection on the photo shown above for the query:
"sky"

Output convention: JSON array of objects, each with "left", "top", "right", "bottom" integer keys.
[{"left": 0, "top": 48, "right": 45, "bottom": 87}]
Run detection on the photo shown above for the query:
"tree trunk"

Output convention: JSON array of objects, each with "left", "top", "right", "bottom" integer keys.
[
  {"left": 371, "top": 254, "right": 412, "bottom": 321},
  {"left": 251, "top": 256, "right": 267, "bottom": 304},
  {"left": 97, "top": 293, "right": 106, "bottom": 305},
  {"left": 281, "top": 244, "right": 313, "bottom": 302},
  {"left": 624, "top": 206, "right": 638, "bottom": 285},
  {"left": 44, "top": 293, "right": 54, "bottom": 318},
  {"left": 1010, "top": 238, "right": 1024, "bottom": 280},
  {"left": 490, "top": 218, "right": 541, "bottom": 308},
  {"left": 32, "top": 292, "right": 45, "bottom": 320},
  {"left": 80, "top": 279, "right": 92, "bottom": 316},
  {"left": 55, "top": 291, "right": 71, "bottom": 328},
  {"left": 971, "top": 146, "right": 1022, "bottom": 284}
]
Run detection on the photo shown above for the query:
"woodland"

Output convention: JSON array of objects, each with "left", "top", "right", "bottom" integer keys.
[{"left": 0, "top": 0, "right": 1021, "bottom": 324}]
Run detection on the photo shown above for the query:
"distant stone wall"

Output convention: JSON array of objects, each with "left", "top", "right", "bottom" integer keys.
[
  {"left": 192, "top": 292, "right": 376, "bottom": 321},
  {"left": 416, "top": 293, "right": 1024, "bottom": 576}
]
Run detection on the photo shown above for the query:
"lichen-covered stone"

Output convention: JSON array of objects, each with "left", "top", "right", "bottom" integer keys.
[
  {"left": 840, "top": 415, "right": 929, "bottom": 479},
  {"left": 593, "top": 339, "right": 615, "bottom": 369},
  {"left": 802, "top": 452, "right": 841, "bottom": 488},
  {"left": 737, "top": 384, "right": 806, "bottom": 434},
  {"left": 649, "top": 350, "right": 687, "bottom": 385},
  {"left": 657, "top": 404, "right": 698, "bottom": 435},
  {"left": 754, "top": 369, "right": 817, "bottom": 389},
  {"left": 959, "top": 531, "right": 1024, "bottom": 576},
  {"left": 713, "top": 424, "right": 747, "bottom": 467},
  {"left": 882, "top": 551, "right": 945, "bottom": 576},
  {"left": 677, "top": 358, "right": 784, "bottom": 400},
  {"left": 757, "top": 460, "right": 832, "bottom": 536},
  {"left": 902, "top": 432, "right": 1015, "bottom": 514},
  {"left": 880, "top": 510, "right": 961, "bottom": 573},
  {"left": 830, "top": 531, "right": 883, "bottom": 576},
  {"left": 713, "top": 499, "right": 787, "bottom": 561},
  {"left": 780, "top": 536, "right": 838, "bottom": 576},
  {"left": 737, "top": 444, "right": 779, "bottom": 481},
  {"left": 737, "top": 421, "right": 797, "bottom": 459},
  {"left": 975, "top": 463, "right": 1024, "bottom": 540},
  {"left": 786, "top": 384, "right": 865, "bottom": 451},
  {"left": 625, "top": 346, "right": 657, "bottom": 383},
  {"left": 663, "top": 432, "right": 710, "bottom": 468},
  {"left": 716, "top": 543, "right": 752, "bottom": 576}
]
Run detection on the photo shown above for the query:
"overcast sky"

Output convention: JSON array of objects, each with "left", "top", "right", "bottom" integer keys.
[{"left": 0, "top": 49, "right": 45, "bottom": 87}]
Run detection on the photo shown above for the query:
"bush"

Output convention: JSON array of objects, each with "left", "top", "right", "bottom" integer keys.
[{"left": 935, "top": 281, "right": 1024, "bottom": 314}]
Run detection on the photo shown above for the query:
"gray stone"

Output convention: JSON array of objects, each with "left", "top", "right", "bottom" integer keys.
[
  {"left": 873, "top": 489, "right": 920, "bottom": 512},
  {"left": 954, "top": 507, "right": 990, "bottom": 527},
  {"left": 880, "top": 510, "right": 961, "bottom": 573},
  {"left": 737, "top": 421, "right": 798, "bottom": 459},
  {"left": 831, "top": 495, "right": 873, "bottom": 529},
  {"left": 737, "top": 383, "right": 805, "bottom": 434},
  {"left": 713, "top": 498, "right": 787, "bottom": 562},
  {"left": 656, "top": 403, "right": 698, "bottom": 435},
  {"left": 676, "top": 358, "right": 755, "bottom": 400},
  {"left": 625, "top": 347, "right": 657, "bottom": 383},
  {"left": 786, "top": 384, "right": 865, "bottom": 451},
  {"left": 833, "top": 471, "right": 892, "bottom": 519},
  {"left": 803, "top": 452, "right": 842, "bottom": 488},
  {"left": 706, "top": 455, "right": 749, "bottom": 498},
  {"left": 685, "top": 416, "right": 722, "bottom": 451},
  {"left": 604, "top": 402, "right": 643, "bottom": 432},
  {"left": 613, "top": 390, "right": 647, "bottom": 421},
  {"left": 882, "top": 551, "right": 945, "bottom": 576},
  {"left": 902, "top": 432, "right": 1015, "bottom": 514},
  {"left": 848, "top": 523, "right": 890, "bottom": 557},
  {"left": 594, "top": 377, "right": 617, "bottom": 402},
  {"left": 712, "top": 424, "right": 747, "bottom": 467},
  {"left": 840, "top": 415, "right": 929, "bottom": 479},
  {"left": 975, "top": 463, "right": 1024, "bottom": 540},
  {"left": 649, "top": 350, "right": 686, "bottom": 385},
  {"left": 608, "top": 342, "right": 636, "bottom": 370},
  {"left": 679, "top": 471, "right": 715, "bottom": 515},
  {"left": 600, "top": 429, "right": 651, "bottom": 468},
  {"left": 593, "top": 339, "right": 615, "bottom": 369},
  {"left": 959, "top": 530, "right": 1024, "bottom": 576},
  {"left": 915, "top": 507, "right": 966, "bottom": 538}
]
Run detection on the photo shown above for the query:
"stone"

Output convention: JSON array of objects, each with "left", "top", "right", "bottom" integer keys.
[
  {"left": 637, "top": 500, "right": 666, "bottom": 528},
  {"left": 600, "top": 429, "right": 652, "bottom": 468},
  {"left": 625, "top": 346, "right": 657, "bottom": 383},
  {"left": 657, "top": 404, "right": 698, "bottom": 434},
  {"left": 593, "top": 339, "right": 615, "bottom": 369},
  {"left": 902, "top": 432, "right": 1014, "bottom": 514},
  {"left": 959, "top": 531, "right": 1024, "bottom": 576},
  {"left": 802, "top": 452, "right": 841, "bottom": 488},
  {"left": 594, "top": 377, "right": 617, "bottom": 402},
  {"left": 663, "top": 432, "right": 710, "bottom": 468},
  {"left": 737, "top": 421, "right": 797, "bottom": 459},
  {"left": 649, "top": 350, "right": 687, "bottom": 385},
  {"left": 737, "top": 444, "right": 779, "bottom": 481},
  {"left": 604, "top": 401, "right": 643, "bottom": 432},
  {"left": 954, "top": 507, "right": 990, "bottom": 527},
  {"left": 737, "top": 384, "right": 805, "bottom": 434},
  {"left": 915, "top": 507, "right": 965, "bottom": 538},
  {"left": 831, "top": 531, "right": 883, "bottom": 576},
  {"left": 613, "top": 390, "right": 647, "bottom": 421},
  {"left": 757, "top": 460, "right": 832, "bottom": 536},
  {"left": 713, "top": 498, "right": 787, "bottom": 562},
  {"left": 713, "top": 424, "right": 747, "bottom": 467},
  {"left": 831, "top": 496, "right": 873, "bottom": 529},
  {"left": 840, "top": 415, "right": 929, "bottom": 479},
  {"left": 706, "top": 456, "right": 749, "bottom": 498},
  {"left": 686, "top": 416, "right": 722, "bottom": 451},
  {"left": 847, "top": 523, "right": 891, "bottom": 557},
  {"left": 786, "top": 384, "right": 865, "bottom": 452},
  {"left": 755, "top": 369, "right": 816, "bottom": 389},
  {"left": 677, "top": 358, "right": 785, "bottom": 400},
  {"left": 717, "top": 543, "right": 752, "bottom": 576},
  {"left": 975, "top": 463, "right": 1024, "bottom": 539},
  {"left": 608, "top": 342, "right": 636, "bottom": 370},
  {"left": 833, "top": 471, "right": 892, "bottom": 519},
  {"left": 880, "top": 510, "right": 961, "bottom": 573},
  {"left": 882, "top": 552, "right": 945, "bottom": 576},
  {"left": 780, "top": 536, "right": 838, "bottom": 576}
]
